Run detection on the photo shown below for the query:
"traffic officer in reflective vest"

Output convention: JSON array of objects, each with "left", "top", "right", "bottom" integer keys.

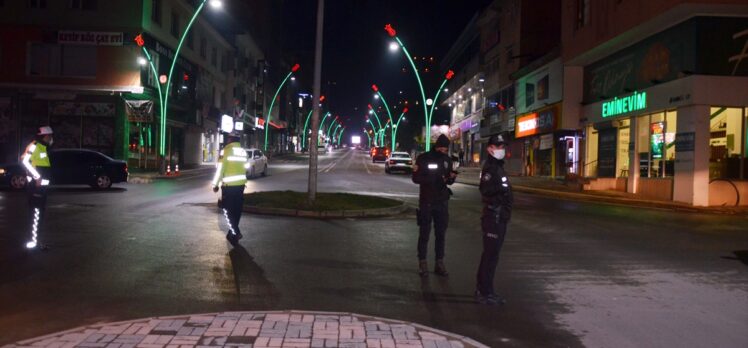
[
  {"left": 22, "top": 126, "right": 54, "bottom": 250},
  {"left": 412, "top": 134, "right": 457, "bottom": 277},
  {"left": 212, "top": 135, "right": 249, "bottom": 247},
  {"left": 475, "top": 134, "right": 513, "bottom": 305}
]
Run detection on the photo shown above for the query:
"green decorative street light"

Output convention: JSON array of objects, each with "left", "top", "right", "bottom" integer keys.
[
  {"left": 337, "top": 126, "right": 346, "bottom": 145},
  {"left": 264, "top": 63, "right": 300, "bottom": 151},
  {"left": 318, "top": 112, "right": 333, "bottom": 144},
  {"left": 331, "top": 123, "right": 342, "bottom": 144},
  {"left": 367, "top": 104, "right": 386, "bottom": 145},
  {"left": 363, "top": 128, "right": 372, "bottom": 148},
  {"left": 135, "top": 0, "right": 223, "bottom": 172},
  {"left": 365, "top": 118, "right": 380, "bottom": 146},
  {"left": 302, "top": 96, "right": 327, "bottom": 149},
  {"left": 384, "top": 23, "right": 454, "bottom": 151},
  {"left": 390, "top": 108, "right": 408, "bottom": 150},
  {"left": 327, "top": 116, "right": 340, "bottom": 139}
]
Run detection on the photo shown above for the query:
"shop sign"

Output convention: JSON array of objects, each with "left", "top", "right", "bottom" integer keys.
[
  {"left": 255, "top": 117, "right": 265, "bottom": 130},
  {"left": 602, "top": 91, "right": 647, "bottom": 118},
  {"left": 650, "top": 122, "right": 665, "bottom": 159},
  {"left": 539, "top": 134, "right": 553, "bottom": 150},
  {"left": 49, "top": 102, "right": 115, "bottom": 117},
  {"left": 124, "top": 100, "right": 154, "bottom": 123},
  {"left": 516, "top": 106, "right": 557, "bottom": 138},
  {"left": 58, "top": 31, "right": 123, "bottom": 46},
  {"left": 674, "top": 132, "right": 695, "bottom": 152}
]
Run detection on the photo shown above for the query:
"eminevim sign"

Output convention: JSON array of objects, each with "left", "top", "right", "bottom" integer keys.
[{"left": 602, "top": 91, "right": 647, "bottom": 118}]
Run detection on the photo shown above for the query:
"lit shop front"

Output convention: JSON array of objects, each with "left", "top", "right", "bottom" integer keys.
[
  {"left": 580, "top": 16, "right": 748, "bottom": 206},
  {"left": 515, "top": 104, "right": 578, "bottom": 177}
]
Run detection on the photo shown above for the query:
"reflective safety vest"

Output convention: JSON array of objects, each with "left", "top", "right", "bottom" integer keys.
[
  {"left": 212, "top": 142, "right": 248, "bottom": 187},
  {"left": 22, "top": 141, "right": 50, "bottom": 185}
]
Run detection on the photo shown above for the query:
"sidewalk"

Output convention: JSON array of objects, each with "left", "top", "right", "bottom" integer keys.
[{"left": 456, "top": 167, "right": 748, "bottom": 214}]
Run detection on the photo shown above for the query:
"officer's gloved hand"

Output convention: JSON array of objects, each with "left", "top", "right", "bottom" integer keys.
[{"left": 212, "top": 186, "right": 219, "bottom": 193}]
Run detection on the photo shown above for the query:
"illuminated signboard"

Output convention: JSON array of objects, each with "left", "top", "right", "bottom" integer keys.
[
  {"left": 515, "top": 106, "right": 557, "bottom": 138},
  {"left": 602, "top": 91, "right": 647, "bottom": 118}
]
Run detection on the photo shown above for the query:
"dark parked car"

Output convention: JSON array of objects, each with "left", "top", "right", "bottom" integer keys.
[
  {"left": 371, "top": 147, "right": 390, "bottom": 163},
  {"left": 0, "top": 149, "right": 128, "bottom": 190}
]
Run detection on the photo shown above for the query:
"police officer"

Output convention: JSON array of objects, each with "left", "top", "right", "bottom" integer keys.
[
  {"left": 22, "top": 126, "right": 54, "bottom": 250},
  {"left": 212, "top": 134, "right": 249, "bottom": 247},
  {"left": 412, "top": 134, "right": 456, "bottom": 277},
  {"left": 475, "top": 134, "right": 513, "bottom": 305}
]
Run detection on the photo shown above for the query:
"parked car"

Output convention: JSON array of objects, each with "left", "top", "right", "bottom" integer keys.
[
  {"left": 318, "top": 144, "right": 328, "bottom": 155},
  {"left": 244, "top": 148, "right": 268, "bottom": 178},
  {"left": 0, "top": 149, "right": 128, "bottom": 190},
  {"left": 385, "top": 152, "right": 414, "bottom": 174},
  {"left": 371, "top": 147, "right": 390, "bottom": 163}
]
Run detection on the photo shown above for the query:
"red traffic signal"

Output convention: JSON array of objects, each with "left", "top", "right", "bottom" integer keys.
[{"left": 291, "top": 63, "right": 300, "bottom": 72}]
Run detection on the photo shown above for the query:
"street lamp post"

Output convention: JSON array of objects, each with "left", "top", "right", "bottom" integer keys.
[
  {"left": 366, "top": 118, "right": 379, "bottom": 146},
  {"left": 331, "top": 123, "right": 342, "bottom": 144},
  {"left": 264, "top": 63, "right": 300, "bottom": 152},
  {"left": 367, "top": 104, "right": 386, "bottom": 145},
  {"left": 136, "top": 0, "right": 222, "bottom": 173},
  {"left": 337, "top": 127, "right": 346, "bottom": 145},
  {"left": 390, "top": 108, "right": 407, "bottom": 150},
  {"left": 303, "top": 110, "right": 329, "bottom": 150},
  {"left": 384, "top": 24, "right": 454, "bottom": 151}
]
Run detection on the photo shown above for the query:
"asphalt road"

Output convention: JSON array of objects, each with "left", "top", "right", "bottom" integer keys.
[{"left": 1, "top": 148, "right": 747, "bottom": 347}]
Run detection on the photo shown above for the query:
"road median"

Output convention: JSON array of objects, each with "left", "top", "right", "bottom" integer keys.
[{"left": 243, "top": 190, "right": 407, "bottom": 218}]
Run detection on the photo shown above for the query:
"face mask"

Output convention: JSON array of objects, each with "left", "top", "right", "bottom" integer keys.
[{"left": 491, "top": 148, "right": 505, "bottom": 160}]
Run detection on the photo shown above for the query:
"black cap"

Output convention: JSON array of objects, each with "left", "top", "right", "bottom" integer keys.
[
  {"left": 488, "top": 134, "right": 506, "bottom": 146},
  {"left": 435, "top": 134, "right": 450, "bottom": 148}
]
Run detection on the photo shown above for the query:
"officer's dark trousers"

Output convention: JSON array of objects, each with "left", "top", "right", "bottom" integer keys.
[
  {"left": 417, "top": 201, "right": 449, "bottom": 260},
  {"left": 26, "top": 184, "right": 47, "bottom": 246},
  {"left": 476, "top": 210, "right": 508, "bottom": 295},
  {"left": 221, "top": 185, "right": 245, "bottom": 236}
]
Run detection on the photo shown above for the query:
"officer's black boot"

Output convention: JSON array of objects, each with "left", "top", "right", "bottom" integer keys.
[
  {"left": 434, "top": 259, "right": 449, "bottom": 276},
  {"left": 418, "top": 260, "right": 429, "bottom": 277}
]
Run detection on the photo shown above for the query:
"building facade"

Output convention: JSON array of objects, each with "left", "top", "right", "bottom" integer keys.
[
  {"left": 563, "top": 0, "right": 748, "bottom": 206},
  {"left": 0, "top": 0, "right": 270, "bottom": 170}
]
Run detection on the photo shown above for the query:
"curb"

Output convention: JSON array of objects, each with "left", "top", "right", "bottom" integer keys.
[
  {"left": 456, "top": 179, "right": 746, "bottom": 214},
  {"left": 243, "top": 202, "right": 408, "bottom": 218}
]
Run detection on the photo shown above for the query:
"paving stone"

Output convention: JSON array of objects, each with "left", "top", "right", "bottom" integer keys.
[{"left": 6, "top": 312, "right": 487, "bottom": 348}]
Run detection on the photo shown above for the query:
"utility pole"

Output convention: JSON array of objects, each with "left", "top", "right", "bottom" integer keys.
[{"left": 307, "top": 0, "right": 324, "bottom": 202}]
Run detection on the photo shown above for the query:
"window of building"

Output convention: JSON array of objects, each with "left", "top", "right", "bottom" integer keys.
[
  {"left": 576, "top": 0, "right": 590, "bottom": 29},
  {"left": 636, "top": 111, "right": 677, "bottom": 178},
  {"left": 170, "top": 11, "right": 180, "bottom": 38},
  {"left": 151, "top": 0, "right": 161, "bottom": 25},
  {"left": 70, "top": 0, "right": 97, "bottom": 10},
  {"left": 200, "top": 37, "right": 207, "bottom": 59},
  {"left": 709, "top": 107, "right": 747, "bottom": 180},
  {"left": 28, "top": 0, "right": 46, "bottom": 8},
  {"left": 29, "top": 43, "right": 96, "bottom": 77},
  {"left": 211, "top": 47, "right": 217, "bottom": 67},
  {"left": 186, "top": 30, "right": 194, "bottom": 49}
]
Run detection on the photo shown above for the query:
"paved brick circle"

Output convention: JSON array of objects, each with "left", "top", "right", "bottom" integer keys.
[{"left": 2, "top": 311, "right": 488, "bottom": 348}]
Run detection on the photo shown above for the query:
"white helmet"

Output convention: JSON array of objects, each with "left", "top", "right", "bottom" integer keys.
[{"left": 37, "top": 126, "right": 53, "bottom": 135}]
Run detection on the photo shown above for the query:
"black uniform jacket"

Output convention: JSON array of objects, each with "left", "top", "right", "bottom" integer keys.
[
  {"left": 479, "top": 156, "right": 513, "bottom": 221},
  {"left": 412, "top": 149, "right": 455, "bottom": 204}
]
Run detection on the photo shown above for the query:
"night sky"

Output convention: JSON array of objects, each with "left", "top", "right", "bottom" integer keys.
[
  {"left": 282, "top": 0, "right": 492, "bottom": 145},
  {"left": 214, "top": 0, "right": 493, "bottom": 146}
]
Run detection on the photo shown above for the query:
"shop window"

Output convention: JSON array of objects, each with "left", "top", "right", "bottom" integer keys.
[
  {"left": 70, "top": 0, "right": 97, "bottom": 10},
  {"left": 29, "top": 43, "right": 96, "bottom": 78},
  {"left": 170, "top": 10, "right": 180, "bottom": 38},
  {"left": 616, "top": 119, "right": 630, "bottom": 177},
  {"left": 151, "top": 0, "right": 161, "bottom": 25},
  {"left": 637, "top": 110, "right": 677, "bottom": 178},
  {"left": 584, "top": 124, "right": 598, "bottom": 177},
  {"left": 709, "top": 107, "right": 745, "bottom": 180}
]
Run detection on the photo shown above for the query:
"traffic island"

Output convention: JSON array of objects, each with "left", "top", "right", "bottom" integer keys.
[{"left": 244, "top": 190, "right": 407, "bottom": 218}]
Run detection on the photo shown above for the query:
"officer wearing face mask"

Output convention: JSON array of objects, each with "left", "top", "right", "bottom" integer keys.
[{"left": 475, "top": 134, "right": 512, "bottom": 305}]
